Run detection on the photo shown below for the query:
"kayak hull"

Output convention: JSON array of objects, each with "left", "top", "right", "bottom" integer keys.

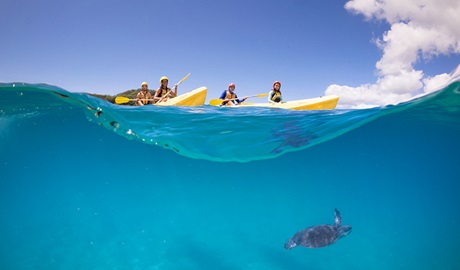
[
  {"left": 236, "top": 95, "right": 339, "bottom": 110},
  {"left": 157, "top": 86, "right": 207, "bottom": 106}
]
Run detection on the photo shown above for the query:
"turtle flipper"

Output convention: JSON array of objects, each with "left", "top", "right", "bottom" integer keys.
[{"left": 334, "top": 208, "right": 342, "bottom": 226}]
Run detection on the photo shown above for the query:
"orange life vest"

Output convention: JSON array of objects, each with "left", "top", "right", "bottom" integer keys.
[
  {"left": 225, "top": 90, "right": 236, "bottom": 99},
  {"left": 138, "top": 91, "right": 151, "bottom": 105}
]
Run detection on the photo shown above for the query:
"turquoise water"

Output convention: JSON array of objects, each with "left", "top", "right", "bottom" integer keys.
[{"left": 1, "top": 82, "right": 459, "bottom": 269}]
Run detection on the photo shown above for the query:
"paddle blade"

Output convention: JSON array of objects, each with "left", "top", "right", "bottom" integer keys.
[
  {"left": 209, "top": 99, "right": 224, "bottom": 106},
  {"left": 178, "top": 73, "right": 191, "bottom": 84},
  {"left": 115, "top": 96, "right": 131, "bottom": 104},
  {"left": 256, "top": 93, "right": 268, "bottom": 98}
]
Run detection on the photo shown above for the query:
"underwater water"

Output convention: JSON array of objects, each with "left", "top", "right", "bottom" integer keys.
[{"left": 1, "top": 82, "right": 459, "bottom": 269}]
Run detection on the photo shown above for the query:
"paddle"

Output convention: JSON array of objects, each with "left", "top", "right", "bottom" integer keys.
[
  {"left": 115, "top": 96, "right": 150, "bottom": 104},
  {"left": 209, "top": 93, "right": 268, "bottom": 106},
  {"left": 115, "top": 73, "right": 191, "bottom": 105},
  {"left": 176, "top": 72, "right": 191, "bottom": 85}
]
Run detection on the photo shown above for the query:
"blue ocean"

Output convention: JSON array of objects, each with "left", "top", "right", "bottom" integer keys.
[{"left": 1, "top": 81, "right": 459, "bottom": 269}]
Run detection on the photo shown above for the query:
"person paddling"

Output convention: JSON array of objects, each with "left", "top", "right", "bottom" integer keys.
[
  {"left": 154, "top": 76, "right": 178, "bottom": 103},
  {"left": 135, "top": 82, "right": 152, "bottom": 106},
  {"left": 268, "top": 81, "right": 283, "bottom": 103},
  {"left": 219, "top": 83, "right": 248, "bottom": 106}
]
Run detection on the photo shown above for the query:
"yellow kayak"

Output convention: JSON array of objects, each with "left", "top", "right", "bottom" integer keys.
[
  {"left": 156, "top": 86, "right": 207, "bottom": 106},
  {"left": 216, "top": 95, "right": 339, "bottom": 110}
]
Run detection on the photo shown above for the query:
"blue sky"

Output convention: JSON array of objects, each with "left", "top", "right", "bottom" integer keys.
[{"left": 1, "top": 0, "right": 459, "bottom": 107}]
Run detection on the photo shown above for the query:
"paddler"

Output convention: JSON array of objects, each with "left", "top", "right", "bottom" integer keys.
[
  {"left": 268, "top": 81, "right": 283, "bottom": 103},
  {"left": 154, "top": 76, "right": 178, "bottom": 103},
  {"left": 135, "top": 82, "right": 152, "bottom": 106},
  {"left": 219, "top": 83, "right": 248, "bottom": 106}
]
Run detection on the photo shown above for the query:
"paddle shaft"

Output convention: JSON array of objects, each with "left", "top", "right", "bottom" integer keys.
[
  {"left": 225, "top": 93, "right": 267, "bottom": 101},
  {"left": 156, "top": 90, "right": 172, "bottom": 104}
]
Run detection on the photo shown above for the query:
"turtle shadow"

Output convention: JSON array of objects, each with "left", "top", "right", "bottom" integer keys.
[{"left": 270, "top": 120, "right": 319, "bottom": 153}]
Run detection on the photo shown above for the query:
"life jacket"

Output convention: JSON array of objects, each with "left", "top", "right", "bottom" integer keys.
[
  {"left": 138, "top": 91, "right": 151, "bottom": 105},
  {"left": 157, "top": 87, "right": 171, "bottom": 97},
  {"left": 270, "top": 90, "right": 282, "bottom": 102},
  {"left": 225, "top": 90, "right": 236, "bottom": 99}
]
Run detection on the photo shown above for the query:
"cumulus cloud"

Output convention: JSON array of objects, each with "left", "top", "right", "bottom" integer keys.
[{"left": 326, "top": 0, "right": 460, "bottom": 108}]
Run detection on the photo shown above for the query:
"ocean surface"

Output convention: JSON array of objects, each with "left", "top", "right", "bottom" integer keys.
[{"left": 1, "top": 81, "right": 459, "bottom": 269}]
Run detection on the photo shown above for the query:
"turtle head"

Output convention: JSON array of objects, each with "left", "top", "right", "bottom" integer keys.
[
  {"left": 284, "top": 239, "right": 297, "bottom": 250},
  {"left": 338, "top": 225, "right": 352, "bottom": 239}
]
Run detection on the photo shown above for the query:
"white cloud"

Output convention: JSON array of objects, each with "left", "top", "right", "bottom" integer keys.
[
  {"left": 328, "top": 0, "right": 460, "bottom": 108},
  {"left": 423, "top": 73, "right": 453, "bottom": 93}
]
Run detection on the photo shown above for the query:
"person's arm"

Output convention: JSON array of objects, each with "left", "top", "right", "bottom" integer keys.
[
  {"left": 268, "top": 91, "right": 275, "bottom": 103},
  {"left": 219, "top": 91, "right": 227, "bottom": 100},
  {"left": 235, "top": 94, "right": 248, "bottom": 104},
  {"left": 136, "top": 92, "right": 144, "bottom": 106},
  {"left": 218, "top": 90, "right": 231, "bottom": 105},
  {"left": 172, "top": 84, "right": 178, "bottom": 97},
  {"left": 153, "top": 88, "right": 161, "bottom": 102}
]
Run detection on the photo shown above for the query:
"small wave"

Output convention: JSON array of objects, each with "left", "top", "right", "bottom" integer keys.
[{"left": 1, "top": 81, "right": 459, "bottom": 162}]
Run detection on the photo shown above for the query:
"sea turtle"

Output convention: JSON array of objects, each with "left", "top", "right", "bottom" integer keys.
[{"left": 284, "top": 208, "right": 352, "bottom": 249}]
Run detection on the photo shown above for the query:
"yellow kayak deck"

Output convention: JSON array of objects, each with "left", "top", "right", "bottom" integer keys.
[
  {"left": 156, "top": 86, "right": 207, "bottom": 106},
  {"left": 237, "top": 95, "right": 339, "bottom": 110}
]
